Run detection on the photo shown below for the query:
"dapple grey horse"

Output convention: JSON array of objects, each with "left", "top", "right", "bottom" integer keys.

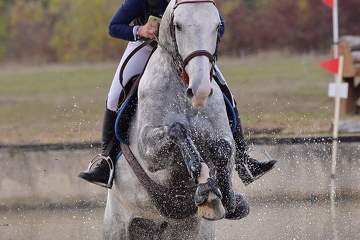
[{"left": 104, "top": 0, "right": 247, "bottom": 239}]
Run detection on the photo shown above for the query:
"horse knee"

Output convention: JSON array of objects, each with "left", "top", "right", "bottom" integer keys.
[
  {"left": 138, "top": 125, "right": 173, "bottom": 163},
  {"left": 210, "top": 139, "right": 233, "bottom": 167}
]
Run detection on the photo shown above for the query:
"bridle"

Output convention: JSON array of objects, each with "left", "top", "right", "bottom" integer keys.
[{"left": 168, "top": 0, "right": 219, "bottom": 85}]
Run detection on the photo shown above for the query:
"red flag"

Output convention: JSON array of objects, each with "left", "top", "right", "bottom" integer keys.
[
  {"left": 320, "top": 58, "right": 339, "bottom": 74},
  {"left": 323, "top": 0, "right": 333, "bottom": 8}
]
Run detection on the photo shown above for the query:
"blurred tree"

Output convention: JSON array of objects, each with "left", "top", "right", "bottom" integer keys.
[
  {"left": 7, "top": 0, "right": 61, "bottom": 62},
  {"left": 51, "top": 0, "right": 124, "bottom": 62},
  {"left": 5, "top": 0, "right": 125, "bottom": 63},
  {"left": 0, "top": 0, "right": 12, "bottom": 61},
  {"left": 243, "top": 0, "right": 255, "bottom": 9},
  {"left": 0, "top": 0, "right": 359, "bottom": 63},
  {"left": 218, "top": 0, "right": 242, "bottom": 15}
]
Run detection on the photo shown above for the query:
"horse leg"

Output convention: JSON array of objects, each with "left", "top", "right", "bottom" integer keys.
[
  {"left": 168, "top": 122, "right": 225, "bottom": 220},
  {"left": 104, "top": 192, "right": 131, "bottom": 240},
  {"left": 138, "top": 122, "right": 225, "bottom": 219},
  {"left": 209, "top": 138, "right": 250, "bottom": 220},
  {"left": 139, "top": 123, "right": 206, "bottom": 178}
]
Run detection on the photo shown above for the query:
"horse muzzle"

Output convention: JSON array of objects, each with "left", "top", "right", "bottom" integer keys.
[{"left": 186, "top": 85, "right": 212, "bottom": 108}]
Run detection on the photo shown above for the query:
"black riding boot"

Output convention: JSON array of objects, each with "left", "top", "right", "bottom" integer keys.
[
  {"left": 234, "top": 114, "right": 277, "bottom": 185},
  {"left": 78, "top": 109, "right": 120, "bottom": 188}
]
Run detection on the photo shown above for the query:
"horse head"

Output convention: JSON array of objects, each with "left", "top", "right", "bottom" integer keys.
[{"left": 159, "top": 0, "right": 221, "bottom": 108}]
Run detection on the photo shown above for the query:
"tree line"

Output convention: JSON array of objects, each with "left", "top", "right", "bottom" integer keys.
[{"left": 0, "top": 0, "right": 359, "bottom": 63}]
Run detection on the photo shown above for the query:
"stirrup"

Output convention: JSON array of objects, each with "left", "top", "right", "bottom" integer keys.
[
  {"left": 236, "top": 149, "right": 276, "bottom": 186},
  {"left": 87, "top": 154, "right": 115, "bottom": 188}
]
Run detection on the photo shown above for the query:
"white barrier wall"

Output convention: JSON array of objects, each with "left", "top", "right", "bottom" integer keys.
[
  {"left": 241, "top": 142, "right": 360, "bottom": 201},
  {"left": 1, "top": 141, "right": 360, "bottom": 208},
  {"left": 0, "top": 147, "right": 107, "bottom": 209}
]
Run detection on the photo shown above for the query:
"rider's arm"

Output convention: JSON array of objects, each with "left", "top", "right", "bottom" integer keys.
[{"left": 108, "top": 0, "right": 146, "bottom": 41}]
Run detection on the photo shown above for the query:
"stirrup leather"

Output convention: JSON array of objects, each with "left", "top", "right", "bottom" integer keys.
[{"left": 87, "top": 154, "right": 115, "bottom": 188}]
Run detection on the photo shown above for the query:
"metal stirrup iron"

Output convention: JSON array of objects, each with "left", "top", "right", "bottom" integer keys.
[{"left": 86, "top": 154, "right": 115, "bottom": 188}]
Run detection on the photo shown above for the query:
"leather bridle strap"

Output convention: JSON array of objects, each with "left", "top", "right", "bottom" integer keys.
[
  {"left": 174, "top": 0, "right": 216, "bottom": 8},
  {"left": 181, "top": 50, "right": 216, "bottom": 84},
  {"left": 170, "top": 0, "right": 218, "bottom": 85},
  {"left": 182, "top": 50, "right": 215, "bottom": 68}
]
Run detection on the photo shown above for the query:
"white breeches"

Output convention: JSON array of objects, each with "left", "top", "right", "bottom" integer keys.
[{"left": 107, "top": 41, "right": 155, "bottom": 111}]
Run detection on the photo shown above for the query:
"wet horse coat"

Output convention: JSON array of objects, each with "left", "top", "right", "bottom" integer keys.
[{"left": 104, "top": 1, "right": 240, "bottom": 239}]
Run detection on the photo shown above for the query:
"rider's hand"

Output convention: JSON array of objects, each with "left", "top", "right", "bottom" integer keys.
[{"left": 138, "top": 21, "right": 159, "bottom": 40}]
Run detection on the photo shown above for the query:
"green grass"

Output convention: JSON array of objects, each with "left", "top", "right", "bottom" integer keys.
[
  {"left": 0, "top": 52, "right": 358, "bottom": 144},
  {"left": 0, "top": 64, "right": 114, "bottom": 144}
]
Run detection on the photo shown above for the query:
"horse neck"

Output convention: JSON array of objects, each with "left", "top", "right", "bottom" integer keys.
[
  {"left": 145, "top": 47, "right": 184, "bottom": 91},
  {"left": 158, "top": 1, "right": 177, "bottom": 53}
]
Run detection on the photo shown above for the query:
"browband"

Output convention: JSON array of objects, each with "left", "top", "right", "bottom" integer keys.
[{"left": 174, "top": 0, "right": 216, "bottom": 9}]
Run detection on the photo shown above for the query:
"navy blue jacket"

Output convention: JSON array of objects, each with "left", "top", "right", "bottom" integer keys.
[{"left": 109, "top": 0, "right": 225, "bottom": 41}]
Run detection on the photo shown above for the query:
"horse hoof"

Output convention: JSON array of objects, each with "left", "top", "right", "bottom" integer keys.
[
  {"left": 194, "top": 178, "right": 222, "bottom": 206},
  {"left": 197, "top": 193, "right": 225, "bottom": 221},
  {"left": 224, "top": 193, "right": 250, "bottom": 220},
  {"left": 195, "top": 178, "right": 225, "bottom": 221}
]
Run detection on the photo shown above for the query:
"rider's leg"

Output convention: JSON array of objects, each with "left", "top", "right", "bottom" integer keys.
[
  {"left": 233, "top": 108, "right": 277, "bottom": 185},
  {"left": 214, "top": 65, "right": 277, "bottom": 186},
  {"left": 78, "top": 108, "right": 119, "bottom": 187},
  {"left": 78, "top": 41, "right": 155, "bottom": 188}
]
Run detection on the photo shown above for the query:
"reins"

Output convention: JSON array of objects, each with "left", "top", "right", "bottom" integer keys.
[
  {"left": 121, "top": 143, "right": 198, "bottom": 219},
  {"left": 118, "top": 39, "right": 156, "bottom": 107}
]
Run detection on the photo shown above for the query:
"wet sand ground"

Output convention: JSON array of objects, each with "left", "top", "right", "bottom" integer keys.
[{"left": 1, "top": 201, "right": 359, "bottom": 240}]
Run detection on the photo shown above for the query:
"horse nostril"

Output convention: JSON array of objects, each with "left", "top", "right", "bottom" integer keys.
[
  {"left": 186, "top": 88, "right": 194, "bottom": 98},
  {"left": 209, "top": 88, "right": 213, "bottom": 96}
]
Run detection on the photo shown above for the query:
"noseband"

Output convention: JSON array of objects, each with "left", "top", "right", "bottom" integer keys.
[{"left": 169, "top": 0, "right": 219, "bottom": 85}]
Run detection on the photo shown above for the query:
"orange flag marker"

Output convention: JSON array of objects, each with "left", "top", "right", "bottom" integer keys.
[
  {"left": 320, "top": 58, "right": 339, "bottom": 74},
  {"left": 323, "top": 0, "right": 333, "bottom": 8}
]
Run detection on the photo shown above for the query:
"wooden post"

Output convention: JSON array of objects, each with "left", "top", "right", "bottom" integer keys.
[
  {"left": 330, "top": 56, "right": 344, "bottom": 183},
  {"left": 331, "top": 1, "right": 340, "bottom": 240},
  {"left": 330, "top": 56, "right": 343, "bottom": 240},
  {"left": 332, "top": 0, "right": 339, "bottom": 58}
]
